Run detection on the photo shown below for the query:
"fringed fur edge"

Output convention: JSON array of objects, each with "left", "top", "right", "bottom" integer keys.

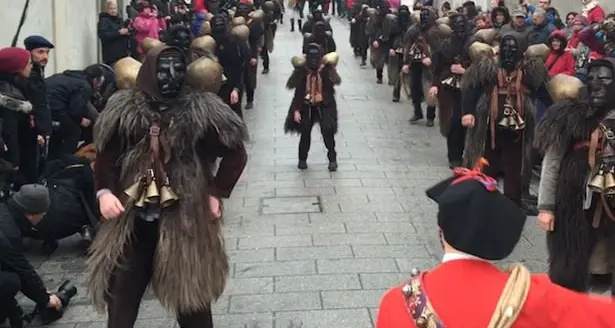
[
  {"left": 181, "top": 91, "right": 249, "bottom": 148},
  {"left": 524, "top": 58, "right": 550, "bottom": 92},
  {"left": 0, "top": 93, "right": 33, "bottom": 114},
  {"left": 461, "top": 56, "right": 498, "bottom": 94},
  {"left": 287, "top": 68, "right": 307, "bottom": 90},
  {"left": 534, "top": 99, "right": 592, "bottom": 154},
  {"left": 94, "top": 89, "right": 248, "bottom": 154}
]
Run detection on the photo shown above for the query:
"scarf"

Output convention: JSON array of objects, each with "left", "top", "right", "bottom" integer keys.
[{"left": 305, "top": 66, "right": 324, "bottom": 104}]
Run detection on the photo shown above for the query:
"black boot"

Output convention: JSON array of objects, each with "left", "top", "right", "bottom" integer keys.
[
  {"left": 290, "top": 18, "right": 295, "bottom": 32},
  {"left": 392, "top": 86, "right": 400, "bottom": 102},
  {"left": 425, "top": 106, "right": 436, "bottom": 127},
  {"left": 298, "top": 19, "right": 303, "bottom": 31},
  {"left": 376, "top": 69, "right": 383, "bottom": 84},
  {"left": 298, "top": 160, "right": 308, "bottom": 170},
  {"left": 6, "top": 299, "right": 24, "bottom": 328},
  {"left": 409, "top": 102, "right": 423, "bottom": 124}
]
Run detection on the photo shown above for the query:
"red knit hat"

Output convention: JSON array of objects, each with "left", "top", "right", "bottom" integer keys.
[{"left": 0, "top": 47, "right": 30, "bottom": 74}]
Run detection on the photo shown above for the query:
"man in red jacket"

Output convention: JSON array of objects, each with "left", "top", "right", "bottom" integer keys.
[{"left": 376, "top": 159, "right": 615, "bottom": 328}]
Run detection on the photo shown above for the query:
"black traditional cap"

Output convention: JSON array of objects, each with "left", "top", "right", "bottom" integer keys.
[{"left": 425, "top": 159, "right": 526, "bottom": 260}]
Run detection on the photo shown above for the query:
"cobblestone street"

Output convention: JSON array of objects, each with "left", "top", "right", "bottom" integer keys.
[{"left": 18, "top": 16, "right": 550, "bottom": 328}]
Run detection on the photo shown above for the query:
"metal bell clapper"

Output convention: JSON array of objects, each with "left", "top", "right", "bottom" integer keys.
[{"left": 589, "top": 170, "right": 606, "bottom": 192}]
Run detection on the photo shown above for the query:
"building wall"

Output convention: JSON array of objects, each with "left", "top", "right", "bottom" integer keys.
[{"left": 0, "top": 0, "right": 100, "bottom": 74}]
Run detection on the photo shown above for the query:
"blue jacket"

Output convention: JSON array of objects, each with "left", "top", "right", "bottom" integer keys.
[{"left": 191, "top": 12, "right": 206, "bottom": 36}]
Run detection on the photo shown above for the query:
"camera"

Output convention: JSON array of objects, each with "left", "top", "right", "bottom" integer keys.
[{"left": 24, "top": 280, "right": 77, "bottom": 325}]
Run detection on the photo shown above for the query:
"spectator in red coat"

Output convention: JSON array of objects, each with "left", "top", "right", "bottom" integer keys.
[
  {"left": 545, "top": 30, "right": 575, "bottom": 76},
  {"left": 581, "top": 0, "right": 605, "bottom": 24},
  {"left": 567, "top": 15, "right": 588, "bottom": 49}
]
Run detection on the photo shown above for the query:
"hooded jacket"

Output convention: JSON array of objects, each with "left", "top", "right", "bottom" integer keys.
[{"left": 545, "top": 30, "right": 575, "bottom": 76}]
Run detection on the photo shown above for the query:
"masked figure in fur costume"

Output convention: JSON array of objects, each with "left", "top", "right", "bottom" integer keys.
[
  {"left": 430, "top": 13, "right": 471, "bottom": 168},
  {"left": 461, "top": 31, "right": 552, "bottom": 207},
  {"left": 365, "top": 0, "right": 390, "bottom": 84},
  {"left": 303, "top": 20, "right": 336, "bottom": 54},
  {"left": 284, "top": 43, "right": 341, "bottom": 172},
  {"left": 403, "top": 6, "right": 447, "bottom": 126},
  {"left": 384, "top": 5, "right": 412, "bottom": 101},
  {"left": 86, "top": 45, "right": 248, "bottom": 328},
  {"left": 535, "top": 59, "right": 615, "bottom": 295}
]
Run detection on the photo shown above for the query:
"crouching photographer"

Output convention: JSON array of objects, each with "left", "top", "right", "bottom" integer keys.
[{"left": 0, "top": 184, "right": 75, "bottom": 327}]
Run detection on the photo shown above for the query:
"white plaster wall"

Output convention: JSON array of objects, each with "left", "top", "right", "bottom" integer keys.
[{"left": 0, "top": 0, "right": 99, "bottom": 74}]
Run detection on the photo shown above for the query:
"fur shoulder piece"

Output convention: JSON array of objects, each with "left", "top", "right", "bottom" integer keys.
[
  {"left": 534, "top": 99, "right": 592, "bottom": 153},
  {"left": 94, "top": 89, "right": 248, "bottom": 153},
  {"left": 523, "top": 57, "right": 550, "bottom": 92},
  {"left": 93, "top": 89, "right": 137, "bottom": 153},
  {"left": 0, "top": 93, "right": 32, "bottom": 114},
  {"left": 179, "top": 91, "right": 249, "bottom": 149},
  {"left": 286, "top": 68, "right": 307, "bottom": 90},
  {"left": 461, "top": 56, "right": 498, "bottom": 93}
]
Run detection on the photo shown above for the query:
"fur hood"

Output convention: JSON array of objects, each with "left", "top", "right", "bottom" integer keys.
[{"left": 0, "top": 92, "right": 33, "bottom": 114}]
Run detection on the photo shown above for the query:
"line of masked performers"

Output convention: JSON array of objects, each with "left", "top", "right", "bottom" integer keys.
[{"left": 349, "top": 1, "right": 615, "bottom": 298}]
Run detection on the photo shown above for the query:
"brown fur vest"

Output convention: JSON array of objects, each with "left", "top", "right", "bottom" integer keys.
[
  {"left": 87, "top": 89, "right": 247, "bottom": 314},
  {"left": 462, "top": 57, "right": 548, "bottom": 174}
]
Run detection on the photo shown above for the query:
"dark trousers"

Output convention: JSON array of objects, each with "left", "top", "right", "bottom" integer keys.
[
  {"left": 48, "top": 118, "right": 81, "bottom": 160},
  {"left": 244, "top": 64, "right": 257, "bottom": 102},
  {"left": 409, "top": 63, "right": 435, "bottom": 120},
  {"left": 0, "top": 271, "right": 21, "bottom": 320},
  {"left": 16, "top": 125, "right": 39, "bottom": 185},
  {"left": 106, "top": 219, "right": 214, "bottom": 328},
  {"left": 482, "top": 130, "right": 523, "bottom": 206},
  {"left": 441, "top": 88, "right": 465, "bottom": 163},
  {"left": 392, "top": 53, "right": 404, "bottom": 98},
  {"left": 298, "top": 107, "right": 336, "bottom": 162},
  {"left": 260, "top": 45, "right": 270, "bottom": 70}
]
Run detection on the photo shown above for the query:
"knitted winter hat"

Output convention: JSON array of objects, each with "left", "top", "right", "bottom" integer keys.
[
  {"left": 0, "top": 47, "right": 30, "bottom": 74},
  {"left": 12, "top": 184, "right": 50, "bottom": 214}
]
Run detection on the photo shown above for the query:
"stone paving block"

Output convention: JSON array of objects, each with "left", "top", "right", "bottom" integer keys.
[
  {"left": 228, "top": 248, "right": 276, "bottom": 263},
  {"left": 261, "top": 196, "right": 322, "bottom": 214},
  {"left": 212, "top": 313, "right": 274, "bottom": 328},
  {"left": 223, "top": 223, "right": 275, "bottom": 238},
  {"left": 276, "top": 245, "right": 353, "bottom": 260},
  {"left": 242, "top": 213, "right": 310, "bottom": 225},
  {"left": 275, "top": 171, "right": 332, "bottom": 180},
  {"left": 213, "top": 296, "right": 231, "bottom": 314},
  {"left": 317, "top": 259, "right": 399, "bottom": 274},
  {"left": 275, "top": 274, "right": 361, "bottom": 292},
  {"left": 346, "top": 222, "right": 417, "bottom": 234},
  {"left": 235, "top": 260, "right": 316, "bottom": 278},
  {"left": 304, "top": 178, "right": 363, "bottom": 188},
  {"left": 339, "top": 202, "right": 406, "bottom": 213},
  {"left": 309, "top": 212, "right": 378, "bottom": 223},
  {"left": 229, "top": 292, "right": 321, "bottom": 313},
  {"left": 274, "top": 309, "right": 373, "bottom": 328},
  {"left": 330, "top": 170, "right": 386, "bottom": 179},
  {"left": 275, "top": 222, "right": 346, "bottom": 235},
  {"left": 352, "top": 244, "right": 430, "bottom": 259},
  {"left": 275, "top": 187, "right": 336, "bottom": 197},
  {"left": 383, "top": 232, "right": 428, "bottom": 245},
  {"left": 333, "top": 187, "right": 395, "bottom": 195},
  {"left": 359, "top": 273, "right": 409, "bottom": 289},
  {"left": 224, "top": 277, "right": 274, "bottom": 295},
  {"left": 312, "top": 233, "right": 387, "bottom": 246},
  {"left": 321, "top": 289, "right": 387, "bottom": 309},
  {"left": 238, "top": 235, "right": 312, "bottom": 249}
]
